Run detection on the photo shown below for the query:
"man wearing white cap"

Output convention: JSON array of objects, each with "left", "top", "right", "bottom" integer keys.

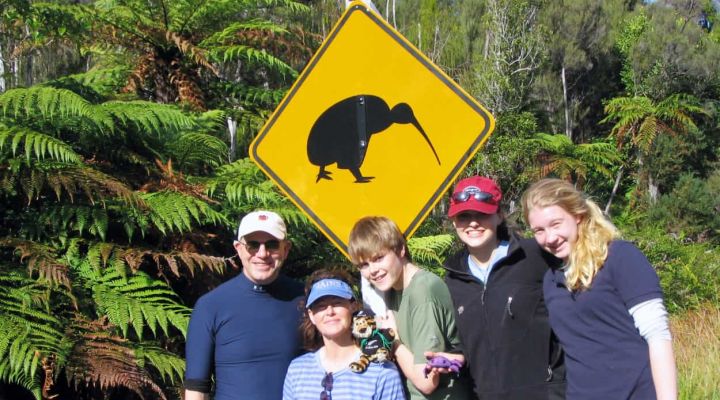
[{"left": 184, "top": 210, "right": 305, "bottom": 400}]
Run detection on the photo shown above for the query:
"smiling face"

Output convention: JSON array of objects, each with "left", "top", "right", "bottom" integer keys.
[
  {"left": 234, "top": 231, "right": 290, "bottom": 285},
  {"left": 452, "top": 211, "right": 501, "bottom": 251},
  {"left": 357, "top": 248, "right": 405, "bottom": 292},
  {"left": 527, "top": 205, "right": 581, "bottom": 262},
  {"left": 308, "top": 296, "right": 355, "bottom": 341}
]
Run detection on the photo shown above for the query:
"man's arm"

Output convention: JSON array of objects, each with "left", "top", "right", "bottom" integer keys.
[{"left": 184, "top": 299, "right": 215, "bottom": 398}]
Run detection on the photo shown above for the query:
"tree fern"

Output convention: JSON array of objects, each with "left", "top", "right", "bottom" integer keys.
[
  {"left": 99, "top": 100, "right": 195, "bottom": 138},
  {"left": 135, "top": 344, "right": 186, "bottom": 385},
  {"left": 0, "top": 275, "right": 69, "bottom": 398},
  {"left": 68, "top": 242, "right": 191, "bottom": 339},
  {"left": 4, "top": 161, "right": 138, "bottom": 206},
  {"left": 0, "top": 238, "right": 72, "bottom": 289},
  {"left": 407, "top": 234, "right": 455, "bottom": 269},
  {"left": 169, "top": 132, "right": 228, "bottom": 169},
  {"left": 207, "top": 45, "right": 297, "bottom": 78},
  {"left": 141, "top": 190, "right": 229, "bottom": 234},
  {"left": 202, "top": 20, "right": 289, "bottom": 45},
  {"left": 65, "top": 316, "right": 168, "bottom": 400},
  {"left": 40, "top": 204, "right": 111, "bottom": 241},
  {"left": 0, "top": 86, "right": 113, "bottom": 133},
  {"left": 0, "top": 124, "right": 82, "bottom": 164}
]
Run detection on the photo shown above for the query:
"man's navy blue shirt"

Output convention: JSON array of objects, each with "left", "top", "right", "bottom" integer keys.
[
  {"left": 543, "top": 240, "right": 663, "bottom": 399},
  {"left": 185, "top": 272, "right": 304, "bottom": 400}
]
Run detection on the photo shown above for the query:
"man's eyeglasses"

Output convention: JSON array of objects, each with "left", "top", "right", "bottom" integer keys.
[
  {"left": 453, "top": 187, "right": 494, "bottom": 203},
  {"left": 320, "top": 372, "right": 333, "bottom": 400},
  {"left": 239, "top": 239, "right": 281, "bottom": 253}
]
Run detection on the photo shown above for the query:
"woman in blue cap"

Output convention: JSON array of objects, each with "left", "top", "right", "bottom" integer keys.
[{"left": 283, "top": 269, "right": 405, "bottom": 400}]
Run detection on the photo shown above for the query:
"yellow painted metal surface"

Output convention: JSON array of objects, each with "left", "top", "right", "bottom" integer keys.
[{"left": 250, "top": 1, "right": 495, "bottom": 256}]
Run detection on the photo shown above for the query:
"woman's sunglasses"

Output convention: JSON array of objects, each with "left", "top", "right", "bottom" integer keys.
[
  {"left": 452, "top": 187, "right": 494, "bottom": 203},
  {"left": 320, "top": 372, "right": 333, "bottom": 400}
]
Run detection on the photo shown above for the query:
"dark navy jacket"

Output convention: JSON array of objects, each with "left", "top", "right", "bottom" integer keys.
[{"left": 443, "top": 232, "right": 566, "bottom": 400}]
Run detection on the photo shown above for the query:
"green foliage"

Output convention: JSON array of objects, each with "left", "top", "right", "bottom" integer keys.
[
  {"left": 0, "top": 124, "right": 81, "bottom": 163},
  {"left": 408, "top": 234, "right": 455, "bottom": 276},
  {"left": 621, "top": 3, "right": 720, "bottom": 98},
  {"left": 0, "top": 274, "right": 69, "bottom": 398},
  {"left": 648, "top": 171, "right": 720, "bottom": 242},
  {"left": 141, "top": 191, "right": 229, "bottom": 235},
  {"left": 530, "top": 133, "right": 622, "bottom": 184},
  {"left": 621, "top": 225, "right": 720, "bottom": 313},
  {"left": 465, "top": 112, "right": 541, "bottom": 203}
]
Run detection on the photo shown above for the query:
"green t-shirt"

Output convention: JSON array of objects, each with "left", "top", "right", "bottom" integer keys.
[{"left": 386, "top": 269, "right": 472, "bottom": 400}]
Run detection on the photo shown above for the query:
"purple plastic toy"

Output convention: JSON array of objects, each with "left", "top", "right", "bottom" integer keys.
[{"left": 423, "top": 356, "right": 463, "bottom": 378}]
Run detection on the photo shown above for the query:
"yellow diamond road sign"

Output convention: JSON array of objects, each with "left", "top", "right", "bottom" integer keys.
[{"left": 250, "top": 2, "right": 496, "bottom": 256}]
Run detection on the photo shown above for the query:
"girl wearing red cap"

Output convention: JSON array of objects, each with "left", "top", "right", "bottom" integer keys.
[{"left": 428, "top": 176, "right": 566, "bottom": 400}]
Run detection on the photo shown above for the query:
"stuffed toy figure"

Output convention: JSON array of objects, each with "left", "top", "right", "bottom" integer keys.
[{"left": 349, "top": 311, "right": 396, "bottom": 373}]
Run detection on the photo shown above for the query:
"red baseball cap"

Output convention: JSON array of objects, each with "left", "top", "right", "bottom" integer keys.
[{"left": 447, "top": 176, "right": 502, "bottom": 217}]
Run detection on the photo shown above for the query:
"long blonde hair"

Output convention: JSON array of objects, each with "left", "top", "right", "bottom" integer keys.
[{"left": 521, "top": 179, "right": 620, "bottom": 291}]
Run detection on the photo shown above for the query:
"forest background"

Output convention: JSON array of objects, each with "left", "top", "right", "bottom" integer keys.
[{"left": 0, "top": 0, "right": 718, "bottom": 398}]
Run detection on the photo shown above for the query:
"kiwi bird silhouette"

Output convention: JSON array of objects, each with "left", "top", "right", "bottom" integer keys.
[{"left": 307, "top": 95, "right": 441, "bottom": 183}]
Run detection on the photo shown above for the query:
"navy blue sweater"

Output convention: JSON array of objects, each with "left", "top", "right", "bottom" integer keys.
[{"left": 184, "top": 272, "right": 304, "bottom": 400}]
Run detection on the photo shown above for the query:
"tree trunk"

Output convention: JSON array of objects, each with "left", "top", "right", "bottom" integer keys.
[
  {"left": 0, "top": 42, "right": 5, "bottom": 93},
  {"left": 562, "top": 65, "right": 571, "bottom": 140},
  {"left": 227, "top": 117, "right": 237, "bottom": 162},
  {"left": 392, "top": 0, "right": 397, "bottom": 29},
  {"left": 648, "top": 172, "right": 659, "bottom": 203},
  {"left": 604, "top": 165, "right": 623, "bottom": 216},
  {"left": 418, "top": 22, "right": 422, "bottom": 51}
]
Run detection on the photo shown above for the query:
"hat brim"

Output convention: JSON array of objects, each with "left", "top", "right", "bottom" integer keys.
[
  {"left": 448, "top": 200, "right": 499, "bottom": 217},
  {"left": 238, "top": 228, "right": 285, "bottom": 240},
  {"left": 306, "top": 286, "right": 354, "bottom": 308}
]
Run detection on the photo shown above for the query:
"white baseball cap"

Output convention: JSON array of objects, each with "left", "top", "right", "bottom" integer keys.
[{"left": 236, "top": 211, "right": 286, "bottom": 240}]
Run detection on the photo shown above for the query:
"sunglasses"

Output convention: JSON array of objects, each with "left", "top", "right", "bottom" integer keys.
[
  {"left": 239, "top": 239, "right": 281, "bottom": 253},
  {"left": 320, "top": 372, "right": 333, "bottom": 400},
  {"left": 453, "top": 187, "right": 494, "bottom": 203}
]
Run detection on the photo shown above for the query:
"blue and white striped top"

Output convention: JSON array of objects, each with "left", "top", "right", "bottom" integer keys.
[{"left": 283, "top": 350, "right": 406, "bottom": 400}]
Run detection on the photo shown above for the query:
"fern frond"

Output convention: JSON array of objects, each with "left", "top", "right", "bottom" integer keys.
[
  {"left": 0, "top": 358, "right": 42, "bottom": 399},
  {"left": 169, "top": 132, "right": 228, "bottom": 168},
  {"left": 5, "top": 162, "right": 139, "bottom": 206},
  {"left": 201, "top": 20, "right": 288, "bottom": 46},
  {"left": 219, "top": 83, "right": 287, "bottom": 107},
  {"left": 0, "top": 124, "right": 82, "bottom": 164},
  {"left": 166, "top": 31, "right": 219, "bottom": 75},
  {"left": 207, "top": 46, "right": 297, "bottom": 78},
  {"left": 99, "top": 100, "right": 195, "bottom": 138},
  {"left": 254, "top": 0, "right": 310, "bottom": 13},
  {"left": 40, "top": 204, "right": 111, "bottom": 240},
  {"left": 65, "top": 316, "right": 168, "bottom": 400},
  {"left": 0, "top": 276, "right": 68, "bottom": 395},
  {"left": 0, "top": 238, "right": 72, "bottom": 289},
  {"left": 141, "top": 191, "right": 229, "bottom": 234},
  {"left": 135, "top": 345, "right": 185, "bottom": 384},
  {"left": 0, "top": 86, "right": 114, "bottom": 133},
  {"left": 158, "top": 251, "right": 227, "bottom": 277},
  {"left": 65, "top": 67, "right": 131, "bottom": 96},
  {"left": 91, "top": 267, "right": 191, "bottom": 339},
  {"left": 407, "top": 234, "right": 455, "bottom": 268}
]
